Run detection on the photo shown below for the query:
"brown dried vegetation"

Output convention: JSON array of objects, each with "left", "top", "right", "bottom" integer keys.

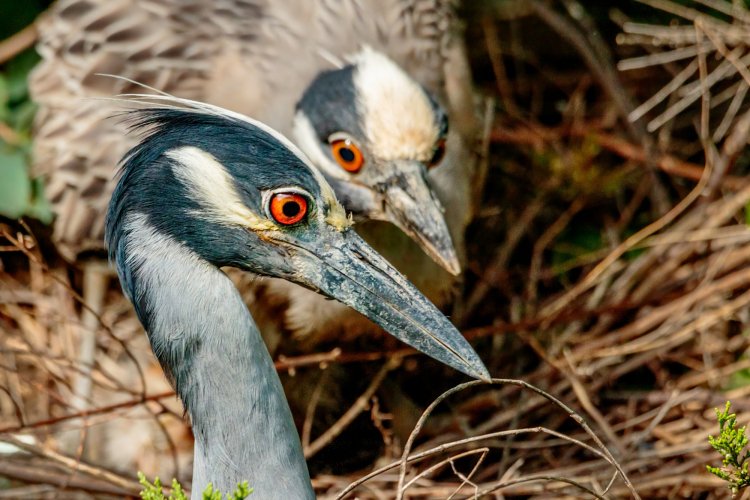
[{"left": 3, "top": 1, "right": 750, "bottom": 498}]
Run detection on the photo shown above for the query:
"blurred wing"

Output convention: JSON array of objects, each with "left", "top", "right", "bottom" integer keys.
[{"left": 31, "top": 0, "right": 263, "bottom": 257}]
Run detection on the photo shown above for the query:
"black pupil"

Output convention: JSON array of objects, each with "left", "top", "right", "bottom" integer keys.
[
  {"left": 431, "top": 143, "right": 445, "bottom": 166},
  {"left": 282, "top": 201, "right": 301, "bottom": 218},
  {"left": 339, "top": 147, "right": 356, "bottom": 163}
]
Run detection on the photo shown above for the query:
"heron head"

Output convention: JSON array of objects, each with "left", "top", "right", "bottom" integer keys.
[
  {"left": 106, "top": 99, "right": 487, "bottom": 380},
  {"left": 293, "top": 48, "right": 460, "bottom": 276}
]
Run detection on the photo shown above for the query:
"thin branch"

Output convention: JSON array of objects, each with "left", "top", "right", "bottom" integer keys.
[
  {"left": 304, "top": 358, "right": 400, "bottom": 458},
  {"left": 0, "top": 18, "right": 39, "bottom": 64},
  {"left": 394, "top": 379, "right": 640, "bottom": 500},
  {"left": 542, "top": 162, "right": 718, "bottom": 319},
  {"left": 0, "top": 461, "right": 137, "bottom": 496},
  {"left": 0, "top": 435, "right": 141, "bottom": 492}
]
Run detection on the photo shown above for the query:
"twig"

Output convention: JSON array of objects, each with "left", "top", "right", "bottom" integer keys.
[
  {"left": 482, "top": 16, "right": 520, "bottom": 117},
  {"left": 402, "top": 448, "right": 488, "bottom": 492},
  {"left": 0, "top": 460, "right": 136, "bottom": 496},
  {"left": 395, "top": 379, "right": 640, "bottom": 500},
  {"left": 592, "top": 288, "right": 750, "bottom": 358},
  {"left": 0, "top": 435, "right": 141, "bottom": 492},
  {"left": 4, "top": 223, "right": 148, "bottom": 397},
  {"left": 529, "top": 0, "right": 644, "bottom": 143},
  {"left": 462, "top": 192, "right": 548, "bottom": 321},
  {"left": 302, "top": 370, "right": 328, "bottom": 449},
  {"left": 0, "top": 19, "right": 39, "bottom": 64},
  {"left": 0, "top": 392, "right": 177, "bottom": 434},
  {"left": 475, "top": 474, "right": 608, "bottom": 499},
  {"left": 491, "top": 124, "right": 749, "bottom": 189},
  {"left": 541, "top": 159, "right": 716, "bottom": 320},
  {"left": 335, "top": 425, "right": 612, "bottom": 499},
  {"left": 527, "top": 198, "right": 586, "bottom": 307},
  {"left": 277, "top": 348, "right": 342, "bottom": 373},
  {"left": 304, "top": 358, "right": 400, "bottom": 458}
]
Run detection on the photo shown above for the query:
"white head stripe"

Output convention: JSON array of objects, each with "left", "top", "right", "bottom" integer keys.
[
  {"left": 353, "top": 47, "right": 439, "bottom": 162},
  {"left": 166, "top": 146, "right": 276, "bottom": 230}
]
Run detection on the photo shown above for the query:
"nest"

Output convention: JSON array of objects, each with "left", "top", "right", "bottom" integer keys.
[{"left": 2, "top": 1, "right": 750, "bottom": 498}]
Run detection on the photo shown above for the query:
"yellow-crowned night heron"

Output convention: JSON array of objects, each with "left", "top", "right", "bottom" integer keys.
[{"left": 106, "top": 96, "right": 488, "bottom": 497}]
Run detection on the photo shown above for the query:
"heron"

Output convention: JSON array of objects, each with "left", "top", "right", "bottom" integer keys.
[
  {"left": 105, "top": 96, "right": 489, "bottom": 497},
  {"left": 31, "top": 0, "right": 482, "bottom": 343}
]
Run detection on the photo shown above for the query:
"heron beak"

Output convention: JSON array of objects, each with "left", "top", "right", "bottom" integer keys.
[
  {"left": 286, "top": 227, "right": 489, "bottom": 381},
  {"left": 379, "top": 162, "right": 461, "bottom": 276}
]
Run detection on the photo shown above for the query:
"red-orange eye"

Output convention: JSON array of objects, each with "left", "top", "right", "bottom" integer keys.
[
  {"left": 428, "top": 138, "right": 446, "bottom": 168},
  {"left": 331, "top": 138, "right": 364, "bottom": 173},
  {"left": 269, "top": 192, "right": 308, "bottom": 225}
]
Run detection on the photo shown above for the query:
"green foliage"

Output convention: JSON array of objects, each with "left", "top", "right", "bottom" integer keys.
[
  {"left": 200, "top": 481, "right": 252, "bottom": 500},
  {"left": 706, "top": 402, "right": 750, "bottom": 496},
  {"left": 0, "top": 0, "right": 54, "bottom": 222},
  {"left": 0, "top": 150, "right": 29, "bottom": 218},
  {"left": 138, "top": 472, "right": 252, "bottom": 500},
  {"left": 138, "top": 473, "right": 187, "bottom": 500},
  {"left": 0, "top": 42, "right": 52, "bottom": 223}
]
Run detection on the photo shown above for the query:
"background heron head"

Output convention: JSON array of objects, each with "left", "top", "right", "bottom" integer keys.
[
  {"left": 293, "top": 48, "right": 460, "bottom": 276},
  {"left": 105, "top": 100, "right": 487, "bottom": 380}
]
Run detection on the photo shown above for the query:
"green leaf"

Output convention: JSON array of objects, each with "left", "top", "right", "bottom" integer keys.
[
  {"left": 227, "top": 481, "right": 252, "bottom": 499},
  {"left": 202, "top": 483, "right": 220, "bottom": 500},
  {"left": 0, "top": 149, "right": 30, "bottom": 218},
  {"left": 0, "top": 75, "right": 9, "bottom": 119},
  {"left": 26, "top": 176, "right": 52, "bottom": 224},
  {"left": 9, "top": 99, "right": 37, "bottom": 134},
  {"left": 0, "top": 75, "right": 7, "bottom": 103},
  {"left": 170, "top": 479, "right": 187, "bottom": 500}
]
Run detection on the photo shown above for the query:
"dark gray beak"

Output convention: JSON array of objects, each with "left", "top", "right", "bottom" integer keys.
[
  {"left": 286, "top": 227, "right": 488, "bottom": 380},
  {"left": 379, "top": 161, "right": 461, "bottom": 276}
]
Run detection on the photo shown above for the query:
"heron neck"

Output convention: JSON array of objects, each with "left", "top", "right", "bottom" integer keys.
[{"left": 124, "top": 221, "right": 313, "bottom": 499}]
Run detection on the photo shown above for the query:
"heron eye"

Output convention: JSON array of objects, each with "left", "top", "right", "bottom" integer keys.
[
  {"left": 269, "top": 192, "right": 308, "bottom": 225},
  {"left": 331, "top": 138, "right": 364, "bottom": 173},
  {"left": 428, "top": 138, "right": 446, "bottom": 169}
]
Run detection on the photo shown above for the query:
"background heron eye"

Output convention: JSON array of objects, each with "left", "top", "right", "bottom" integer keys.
[
  {"left": 428, "top": 138, "right": 446, "bottom": 169},
  {"left": 331, "top": 138, "right": 364, "bottom": 173},
  {"left": 269, "top": 192, "right": 308, "bottom": 225}
]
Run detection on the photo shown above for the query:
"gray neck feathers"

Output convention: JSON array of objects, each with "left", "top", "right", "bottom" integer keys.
[{"left": 122, "top": 214, "right": 313, "bottom": 499}]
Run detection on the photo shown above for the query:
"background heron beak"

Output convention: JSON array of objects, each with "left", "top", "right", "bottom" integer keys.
[
  {"left": 380, "top": 161, "right": 461, "bottom": 276},
  {"left": 285, "top": 227, "right": 488, "bottom": 380}
]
